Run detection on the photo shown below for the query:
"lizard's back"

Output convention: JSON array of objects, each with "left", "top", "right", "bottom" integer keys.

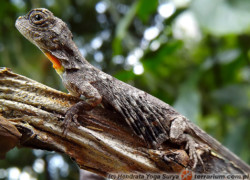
[{"left": 92, "top": 70, "right": 180, "bottom": 147}]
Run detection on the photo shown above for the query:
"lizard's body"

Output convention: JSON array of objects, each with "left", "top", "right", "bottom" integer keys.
[{"left": 15, "top": 8, "right": 250, "bottom": 172}]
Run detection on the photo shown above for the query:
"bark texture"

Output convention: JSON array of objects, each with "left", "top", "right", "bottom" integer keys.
[{"left": 0, "top": 67, "right": 249, "bottom": 178}]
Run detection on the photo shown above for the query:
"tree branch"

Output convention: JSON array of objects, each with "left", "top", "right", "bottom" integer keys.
[{"left": 0, "top": 67, "right": 248, "bottom": 177}]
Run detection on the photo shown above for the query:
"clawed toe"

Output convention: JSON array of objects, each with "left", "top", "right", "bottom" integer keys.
[
  {"left": 184, "top": 137, "right": 209, "bottom": 170},
  {"left": 62, "top": 110, "right": 80, "bottom": 136},
  {"left": 187, "top": 142, "right": 208, "bottom": 170}
]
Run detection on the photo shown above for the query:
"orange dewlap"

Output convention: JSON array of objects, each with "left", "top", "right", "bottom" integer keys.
[{"left": 45, "top": 52, "right": 64, "bottom": 73}]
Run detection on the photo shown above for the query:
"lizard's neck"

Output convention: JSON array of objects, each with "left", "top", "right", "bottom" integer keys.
[{"left": 43, "top": 40, "right": 90, "bottom": 75}]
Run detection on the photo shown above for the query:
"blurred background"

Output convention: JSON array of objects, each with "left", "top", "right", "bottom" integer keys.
[{"left": 0, "top": 0, "right": 250, "bottom": 179}]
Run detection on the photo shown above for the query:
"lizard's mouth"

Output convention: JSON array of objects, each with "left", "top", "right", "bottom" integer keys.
[
  {"left": 15, "top": 17, "right": 37, "bottom": 46},
  {"left": 15, "top": 17, "right": 28, "bottom": 37}
]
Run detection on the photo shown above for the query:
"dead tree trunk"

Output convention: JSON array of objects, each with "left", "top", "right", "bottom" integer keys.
[{"left": 0, "top": 67, "right": 249, "bottom": 178}]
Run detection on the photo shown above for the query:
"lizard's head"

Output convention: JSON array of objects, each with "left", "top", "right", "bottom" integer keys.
[{"left": 16, "top": 8, "right": 78, "bottom": 75}]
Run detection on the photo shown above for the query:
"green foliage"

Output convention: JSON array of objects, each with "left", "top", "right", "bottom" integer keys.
[
  {"left": 137, "top": 0, "right": 158, "bottom": 22},
  {"left": 0, "top": 0, "right": 250, "bottom": 179},
  {"left": 191, "top": 0, "right": 250, "bottom": 35}
]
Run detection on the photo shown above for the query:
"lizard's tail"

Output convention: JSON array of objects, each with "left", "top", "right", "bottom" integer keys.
[{"left": 189, "top": 123, "right": 250, "bottom": 173}]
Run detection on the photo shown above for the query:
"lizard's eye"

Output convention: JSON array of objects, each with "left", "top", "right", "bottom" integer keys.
[
  {"left": 34, "top": 14, "right": 42, "bottom": 21},
  {"left": 29, "top": 11, "right": 46, "bottom": 25}
]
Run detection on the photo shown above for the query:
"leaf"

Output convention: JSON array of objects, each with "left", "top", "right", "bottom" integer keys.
[
  {"left": 202, "top": 49, "right": 240, "bottom": 70},
  {"left": 224, "top": 118, "right": 250, "bottom": 157},
  {"left": 137, "top": 0, "right": 158, "bottom": 23},
  {"left": 173, "top": 72, "right": 201, "bottom": 123},
  {"left": 217, "top": 49, "right": 240, "bottom": 64},
  {"left": 114, "top": 69, "right": 135, "bottom": 82},
  {"left": 212, "top": 84, "right": 250, "bottom": 109},
  {"left": 191, "top": 0, "right": 250, "bottom": 35},
  {"left": 113, "top": 1, "right": 140, "bottom": 55}
]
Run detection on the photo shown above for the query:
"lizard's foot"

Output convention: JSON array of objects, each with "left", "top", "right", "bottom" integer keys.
[
  {"left": 63, "top": 101, "right": 95, "bottom": 136},
  {"left": 169, "top": 116, "right": 210, "bottom": 170},
  {"left": 185, "top": 135, "right": 209, "bottom": 169},
  {"left": 62, "top": 104, "right": 82, "bottom": 136}
]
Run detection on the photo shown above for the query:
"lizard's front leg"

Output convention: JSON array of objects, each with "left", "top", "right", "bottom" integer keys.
[
  {"left": 63, "top": 81, "right": 102, "bottom": 135},
  {"left": 169, "top": 116, "right": 207, "bottom": 169}
]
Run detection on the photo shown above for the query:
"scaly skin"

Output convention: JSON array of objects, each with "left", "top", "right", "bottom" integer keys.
[{"left": 15, "top": 8, "right": 250, "bottom": 172}]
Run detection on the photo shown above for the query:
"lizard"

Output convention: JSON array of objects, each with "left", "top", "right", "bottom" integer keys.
[{"left": 15, "top": 8, "right": 250, "bottom": 172}]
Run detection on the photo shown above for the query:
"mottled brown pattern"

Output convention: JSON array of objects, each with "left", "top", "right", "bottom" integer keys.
[{"left": 15, "top": 8, "right": 250, "bottom": 171}]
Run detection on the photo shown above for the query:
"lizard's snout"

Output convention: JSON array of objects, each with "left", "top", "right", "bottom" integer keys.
[
  {"left": 15, "top": 18, "right": 23, "bottom": 33},
  {"left": 15, "top": 16, "right": 23, "bottom": 28}
]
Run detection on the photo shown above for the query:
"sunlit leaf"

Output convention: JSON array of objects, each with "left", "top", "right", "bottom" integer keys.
[{"left": 191, "top": 0, "right": 250, "bottom": 35}]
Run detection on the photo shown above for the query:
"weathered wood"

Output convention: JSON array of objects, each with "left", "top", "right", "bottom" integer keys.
[{"left": 0, "top": 67, "right": 249, "bottom": 178}]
